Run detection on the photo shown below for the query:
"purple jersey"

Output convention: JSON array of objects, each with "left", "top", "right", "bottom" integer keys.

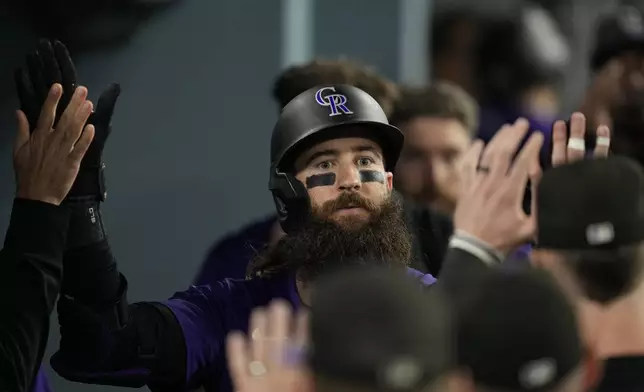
[
  {"left": 164, "top": 268, "right": 435, "bottom": 391},
  {"left": 32, "top": 367, "right": 51, "bottom": 392}
]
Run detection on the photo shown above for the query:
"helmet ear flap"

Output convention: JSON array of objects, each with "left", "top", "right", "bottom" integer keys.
[{"left": 269, "top": 169, "right": 310, "bottom": 233}]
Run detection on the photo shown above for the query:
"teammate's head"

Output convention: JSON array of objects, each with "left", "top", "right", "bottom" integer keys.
[
  {"left": 248, "top": 85, "right": 411, "bottom": 281},
  {"left": 430, "top": 9, "right": 480, "bottom": 94},
  {"left": 591, "top": 6, "right": 644, "bottom": 166},
  {"left": 531, "top": 157, "right": 644, "bottom": 305},
  {"left": 272, "top": 59, "right": 399, "bottom": 116},
  {"left": 458, "top": 270, "right": 585, "bottom": 392},
  {"left": 391, "top": 83, "right": 477, "bottom": 214},
  {"left": 311, "top": 267, "right": 463, "bottom": 392},
  {"left": 474, "top": 7, "right": 566, "bottom": 119}
]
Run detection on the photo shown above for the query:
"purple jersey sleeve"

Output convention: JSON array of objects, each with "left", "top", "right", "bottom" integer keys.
[
  {"left": 194, "top": 216, "right": 277, "bottom": 284},
  {"left": 163, "top": 279, "right": 260, "bottom": 389},
  {"left": 406, "top": 268, "right": 437, "bottom": 285},
  {"left": 31, "top": 367, "right": 51, "bottom": 392}
]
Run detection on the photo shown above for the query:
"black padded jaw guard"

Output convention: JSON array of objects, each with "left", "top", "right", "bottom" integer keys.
[{"left": 269, "top": 168, "right": 310, "bottom": 234}]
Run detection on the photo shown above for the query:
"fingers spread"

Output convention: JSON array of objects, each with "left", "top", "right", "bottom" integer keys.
[
  {"left": 266, "top": 301, "right": 292, "bottom": 369},
  {"left": 59, "top": 99, "right": 92, "bottom": 154},
  {"left": 508, "top": 133, "right": 544, "bottom": 198},
  {"left": 53, "top": 40, "right": 77, "bottom": 92},
  {"left": 458, "top": 139, "right": 484, "bottom": 194},
  {"left": 26, "top": 53, "right": 47, "bottom": 102},
  {"left": 35, "top": 84, "right": 62, "bottom": 134},
  {"left": 249, "top": 308, "right": 268, "bottom": 363},
  {"left": 226, "top": 332, "right": 250, "bottom": 391},
  {"left": 57, "top": 86, "right": 88, "bottom": 129},
  {"left": 38, "top": 39, "right": 62, "bottom": 88},
  {"left": 69, "top": 124, "right": 95, "bottom": 163},
  {"left": 566, "top": 112, "right": 586, "bottom": 162},
  {"left": 593, "top": 125, "right": 610, "bottom": 158},
  {"left": 551, "top": 120, "right": 567, "bottom": 167},
  {"left": 487, "top": 118, "right": 530, "bottom": 178}
]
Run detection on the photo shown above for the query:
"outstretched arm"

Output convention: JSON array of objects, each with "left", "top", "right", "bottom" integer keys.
[
  {"left": 2, "top": 58, "right": 94, "bottom": 390},
  {"left": 17, "top": 39, "right": 227, "bottom": 390},
  {"left": 0, "top": 200, "right": 69, "bottom": 392},
  {"left": 51, "top": 201, "right": 190, "bottom": 389}
]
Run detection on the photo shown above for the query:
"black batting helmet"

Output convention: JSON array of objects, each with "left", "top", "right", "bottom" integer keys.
[{"left": 269, "top": 84, "right": 403, "bottom": 233}]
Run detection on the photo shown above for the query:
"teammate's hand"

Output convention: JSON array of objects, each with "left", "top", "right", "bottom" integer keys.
[
  {"left": 551, "top": 112, "right": 610, "bottom": 167},
  {"left": 453, "top": 118, "right": 543, "bottom": 253},
  {"left": 14, "top": 84, "right": 95, "bottom": 206},
  {"left": 15, "top": 39, "right": 77, "bottom": 131},
  {"left": 227, "top": 300, "right": 311, "bottom": 392},
  {"left": 14, "top": 39, "right": 121, "bottom": 200}
]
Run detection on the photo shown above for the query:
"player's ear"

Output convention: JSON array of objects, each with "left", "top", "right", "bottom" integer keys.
[{"left": 386, "top": 172, "right": 393, "bottom": 190}]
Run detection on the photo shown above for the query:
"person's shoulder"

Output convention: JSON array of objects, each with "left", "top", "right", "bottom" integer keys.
[
  {"left": 209, "top": 215, "right": 278, "bottom": 252},
  {"left": 171, "top": 273, "right": 295, "bottom": 308},
  {"left": 172, "top": 277, "right": 263, "bottom": 302},
  {"left": 406, "top": 267, "right": 437, "bottom": 286},
  {"left": 194, "top": 214, "right": 279, "bottom": 284}
]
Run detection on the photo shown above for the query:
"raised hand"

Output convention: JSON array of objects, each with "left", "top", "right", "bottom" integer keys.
[
  {"left": 226, "top": 301, "right": 310, "bottom": 392},
  {"left": 453, "top": 119, "right": 543, "bottom": 253},
  {"left": 15, "top": 39, "right": 77, "bottom": 131},
  {"left": 551, "top": 112, "right": 610, "bottom": 167},
  {"left": 14, "top": 84, "right": 94, "bottom": 206},
  {"left": 14, "top": 39, "right": 121, "bottom": 201}
]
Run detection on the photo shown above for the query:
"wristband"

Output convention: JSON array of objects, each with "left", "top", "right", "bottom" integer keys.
[
  {"left": 449, "top": 231, "right": 505, "bottom": 266},
  {"left": 65, "top": 197, "right": 106, "bottom": 249},
  {"left": 66, "top": 163, "right": 107, "bottom": 201}
]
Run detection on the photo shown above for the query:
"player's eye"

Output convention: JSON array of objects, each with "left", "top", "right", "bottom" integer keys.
[
  {"left": 317, "top": 161, "right": 333, "bottom": 170},
  {"left": 357, "top": 157, "right": 375, "bottom": 167}
]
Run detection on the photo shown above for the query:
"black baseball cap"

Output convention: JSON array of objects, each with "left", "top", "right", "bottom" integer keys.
[
  {"left": 536, "top": 156, "right": 644, "bottom": 250},
  {"left": 458, "top": 269, "right": 583, "bottom": 391},
  {"left": 591, "top": 5, "right": 644, "bottom": 71},
  {"left": 309, "top": 266, "right": 454, "bottom": 391}
]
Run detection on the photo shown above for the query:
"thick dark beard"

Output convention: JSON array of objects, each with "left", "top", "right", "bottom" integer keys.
[{"left": 248, "top": 193, "right": 413, "bottom": 283}]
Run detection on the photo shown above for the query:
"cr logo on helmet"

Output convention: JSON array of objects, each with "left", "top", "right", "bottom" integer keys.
[{"left": 315, "top": 86, "right": 354, "bottom": 117}]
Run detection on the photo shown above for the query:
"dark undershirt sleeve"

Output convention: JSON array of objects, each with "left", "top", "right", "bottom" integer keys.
[
  {"left": 436, "top": 246, "right": 496, "bottom": 308},
  {"left": 0, "top": 199, "right": 69, "bottom": 392},
  {"left": 51, "top": 222, "right": 188, "bottom": 389}
]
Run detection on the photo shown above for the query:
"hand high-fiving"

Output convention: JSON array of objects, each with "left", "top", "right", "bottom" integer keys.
[
  {"left": 14, "top": 84, "right": 94, "bottom": 206},
  {"left": 453, "top": 119, "right": 543, "bottom": 253},
  {"left": 15, "top": 39, "right": 120, "bottom": 201},
  {"left": 227, "top": 301, "right": 311, "bottom": 392},
  {"left": 551, "top": 112, "right": 610, "bottom": 167},
  {"left": 453, "top": 113, "right": 611, "bottom": 256}
]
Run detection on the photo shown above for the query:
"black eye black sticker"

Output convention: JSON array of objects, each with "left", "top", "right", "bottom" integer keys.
[
  {"left": 305, "top": 171, "right": 384, "bottom": 188},
  {"left": 359, "top": 170, "right": 385, "bottom": 184},
  {"left": 306, "top": 173, "right": 336, "bottom": 189}
]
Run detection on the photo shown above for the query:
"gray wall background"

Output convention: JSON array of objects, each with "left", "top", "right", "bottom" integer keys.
[{"left": 0, "top": 0, "right": 631, "bottom": 391}]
